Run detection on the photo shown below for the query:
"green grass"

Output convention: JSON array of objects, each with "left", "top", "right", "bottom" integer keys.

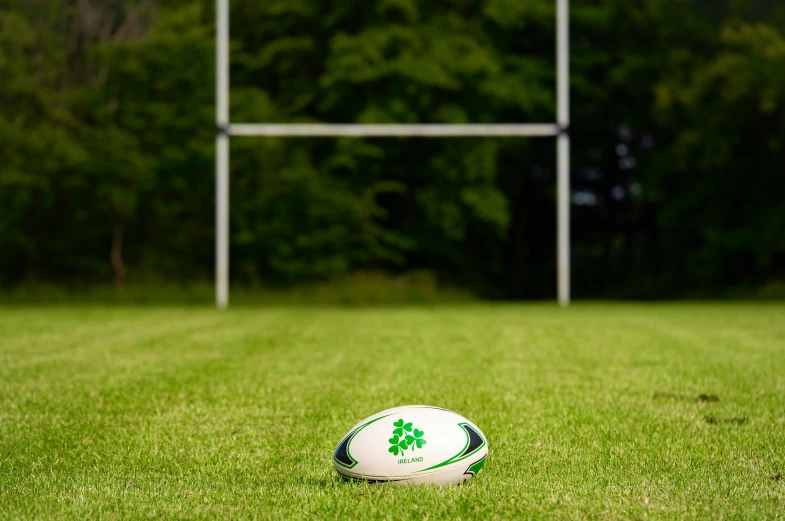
[{"left": 1, "top": 303, "right": 784, "bottom": 520}]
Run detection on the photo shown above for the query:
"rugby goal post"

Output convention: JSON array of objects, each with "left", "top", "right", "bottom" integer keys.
[{"left": 216, "top": 0, "right": 570, "bottom": 308}]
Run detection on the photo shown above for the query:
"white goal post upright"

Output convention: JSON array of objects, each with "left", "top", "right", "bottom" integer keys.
[
  {"left": 556, "top": 0, "right": 570, "bottom": 307},
  {"left": 215, "top": 0, "right": 570, "bottom": 308},
  {"left": 216, "top": 0, "right": 230, "bottom": 309}
]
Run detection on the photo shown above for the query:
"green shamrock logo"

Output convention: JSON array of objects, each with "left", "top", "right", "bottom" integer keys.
[
  {"left": 388, "top": 434, "right": 408, "bottom": 455},
  {"left": 388, "top": 419, "right": 426, "bottom": 456},
  {"left": 393, "top": 419, "right": 412, "bottom": 437},
  {"left": 409, "top": 428, "right": 426, "bottom": 449}
]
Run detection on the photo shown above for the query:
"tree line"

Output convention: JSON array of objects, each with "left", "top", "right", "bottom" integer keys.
[{"left": 1, "top": 0, "right": 784, "bottom": 298}]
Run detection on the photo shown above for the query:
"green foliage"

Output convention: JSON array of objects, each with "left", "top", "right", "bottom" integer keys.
[
  {"left": 652, "top": 21, "right": 785, "bottom": 289},
  {"left": 0, "top": 271, "right": 473, "bottom": 306},
  {"left": 0, "top": 0, "right": 783, "bottom": 296}
]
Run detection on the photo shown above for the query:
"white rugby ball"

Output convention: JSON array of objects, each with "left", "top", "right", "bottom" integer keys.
[{"left": 333, "top": 405, "right": 488, "bottom": 485}]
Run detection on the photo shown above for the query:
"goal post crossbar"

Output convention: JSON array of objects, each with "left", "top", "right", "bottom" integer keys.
[
  {"left": 227, "top": 123, "right": 562, "bottom": 138},
  {"left": 216, "top": 0, "right": 570, "bottom": 308}
]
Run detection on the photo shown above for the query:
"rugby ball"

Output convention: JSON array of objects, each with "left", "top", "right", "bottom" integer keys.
[{"left": 333, "top": 405, "right": 488, "bottom": 485}]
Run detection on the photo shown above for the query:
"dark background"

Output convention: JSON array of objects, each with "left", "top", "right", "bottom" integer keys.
[{"left": 1, "top": 0, "right": 784, "bottom": 299}]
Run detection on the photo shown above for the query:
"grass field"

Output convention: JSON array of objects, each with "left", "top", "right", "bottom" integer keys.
[{"left": 1, "top": 303, "right": 784, "bottom": 520}]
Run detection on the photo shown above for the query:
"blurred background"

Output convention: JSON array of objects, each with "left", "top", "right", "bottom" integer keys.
[{"left": 1, "top": 0, "right": 784, "bottom": 302}]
